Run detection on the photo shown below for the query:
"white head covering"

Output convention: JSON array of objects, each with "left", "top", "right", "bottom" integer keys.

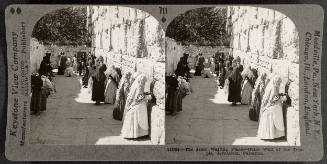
[
  {"left": 124, "top": 73, "right": 147, "bottom": 112},
  {"left": 260, "top": 74, "right": 282, "bottom": 110}
]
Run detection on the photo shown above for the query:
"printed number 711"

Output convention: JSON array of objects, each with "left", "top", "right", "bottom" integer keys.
[{"left": 159, "top": 7, "right": 167, "bottom": 14}]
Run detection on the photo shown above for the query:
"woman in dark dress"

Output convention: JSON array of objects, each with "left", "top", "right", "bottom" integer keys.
[
  {"left": 175, "top": 57, "right": 185, "bottom": 77},
  {"left": 218, "top": 60, "right": 226, "bottom": 88},
  {"left": 249, "top": 73, "right": 267, "bottom": 121},
  {"left": 113, "top": 72, "right": 132, "bottom": 120},
  {"left": 228, "top": 61, "right": 243, "bottom": 105},
  {"left": 165, "top": 75, "right": 178, "bottom": 115},
  {"left": 31, "top": 73, "right": 43, "bottom": 115},
  {"left": 194, "top": 53, "right": 205, "bottom": 76},
  {"left": 92, "top": 64, "right": 107, "bottom": 105}
]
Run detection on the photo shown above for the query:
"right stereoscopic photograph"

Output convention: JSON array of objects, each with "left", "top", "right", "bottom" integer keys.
[{"left": 165, "top": 6, "right": 300, "bottom": 146}]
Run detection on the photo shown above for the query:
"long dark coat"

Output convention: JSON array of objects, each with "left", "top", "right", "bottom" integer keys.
[
  {"left": 91, "top": 67, "right": 107, "bottom": 102},
  {"left": 228, "top": 67, "right": 243, "bottom": 103}
]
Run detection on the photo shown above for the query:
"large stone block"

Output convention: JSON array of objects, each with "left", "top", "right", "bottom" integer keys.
[
  {"left": 150, "top": 105, "right": 165, "bottom": 145},
  {"left": 286, "top": 107, "right": 300, "bottom": 145}
]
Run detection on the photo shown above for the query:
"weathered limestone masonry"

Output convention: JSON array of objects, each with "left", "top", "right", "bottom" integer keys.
[
  {"left": 165, "top": 37, "right": 184, "bottom": 74},
  {"left": 30, "top": 38, "right": 90, "bottom": 73},
  {"left": 227, "top": 6, "right": 300, "bottom": 145},
  {"left": 87, "top": 6, "right": 165, "bottom": 144},
  {"left": 30, "top": 38, "right": 46, "bottom": 74}
]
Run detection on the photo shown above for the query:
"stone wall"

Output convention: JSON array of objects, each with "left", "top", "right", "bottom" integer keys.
[
  {"left": 30, "top": 38, "right": 46, "bottom": 74},
  {"left": 165, "top": 37, "right": 184, "bottom": 75},
  {"left": 30, "top": 38, "right": 91, "bottom": 73},
  {"left": 87, "top": 6, "right": 165, "bottom": 144},
  {"left": 227, "top": 6, "right": 300, "bottom": 145}
]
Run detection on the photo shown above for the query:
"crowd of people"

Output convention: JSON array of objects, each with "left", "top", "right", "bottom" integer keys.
[
  {"left": 31, "top": 52, "right": 159, "bottom": 140},
  {"left": 166, "top": 51, "right": 292, "bottom": 141},
  {"left": 212, "top": 53, "right": 291, "bottom": 140}
]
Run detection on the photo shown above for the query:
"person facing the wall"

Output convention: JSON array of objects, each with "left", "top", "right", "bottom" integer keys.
[
  {"left": 249, "top": 72, "right": 267, "bottom": 121},
  {"left": 104, "top": 65, "right": 121, "bottom": 104},
  {"left": 113, "top": 72, "right": 132, "bottom": 120},
  {"left": 121, "top": 73, "right": 149, "bottom": 139},
  {"left": 257, "top": 75, "right": 286, "bottom": 140}
]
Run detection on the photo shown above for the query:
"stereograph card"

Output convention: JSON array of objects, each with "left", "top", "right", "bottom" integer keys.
[{"left": 4, "top": 4, "right": 324, "bottom": 161}]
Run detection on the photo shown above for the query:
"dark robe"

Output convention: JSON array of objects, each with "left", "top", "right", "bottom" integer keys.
[
  {"left": 175, "top": 60, "right": 184, "bottom": 77},
  {"left": 113, "top": 81, "right": 128, "bottom": 120},
  {"left": 228, "top": 67, "right": 243, "bottom": 103},
  {"left": 175, "top": 60, "right": 190, "bottom": 79},
  {"left": 251, "top": 69, "right": 258, "bottom": 84},
  {"left": 249, "top": 84, "right": 263, "bottom": 121},
  {"left": 58, "top": 56, "right": 67, "bottom": 75},
  {"left": 82, "top": 67, "right": 90, "bottom": 87},
  {"left": 30, "top": 74, "right": 43, "bottom": 114},
  {"left": 92, "top": 66, "right": 107, "bottom": 102},
  {"left": 218, "top": 62, "right": 226, "bottom": 87},
  {"left": 39, "top": 60, "right": 49, "bottom": 77},
  {"left": 237, "top": 64, "right": 244, "bottom": 73},
  {"left": 166, "top": 76, "right": 178, "bottom": 114},
  {"left": 194, "top": 56, "right": 205, "bottom": 76}
]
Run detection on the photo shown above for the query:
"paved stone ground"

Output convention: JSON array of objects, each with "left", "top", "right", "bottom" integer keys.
[
  {"left": 166, "top": 75, "right": 289, "bottom": 146},
  {"left": 30, "top": 74, "right": 152, "bottom": 145}
]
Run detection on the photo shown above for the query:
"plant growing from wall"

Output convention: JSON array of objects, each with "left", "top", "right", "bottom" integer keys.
[
  {"left": 272, "top": 20, "right": 284, "bottom": 59},
  {"left": 109, "top": 25, "right": 113, "bottom": 51},
  {"left": 136, "top": 19, "right": 148, "bottom": 58}
]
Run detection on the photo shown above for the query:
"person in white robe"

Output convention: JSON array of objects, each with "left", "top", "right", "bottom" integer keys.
[
  {"left": 257, "top": 75, "right": 286, "bottom": 139},
  {"left": 64, "top": 58, "right": 74, "bottom": 77},
  {"left": 121, "top": 74, "right": 149, "bottom": 139},
  {"left": 203, "top": 57, "right": 211, "bottom": 78}
]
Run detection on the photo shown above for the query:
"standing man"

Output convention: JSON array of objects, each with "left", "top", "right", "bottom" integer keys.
[{"left": 58, "top": 52, "right": 67, "bottom": 75}]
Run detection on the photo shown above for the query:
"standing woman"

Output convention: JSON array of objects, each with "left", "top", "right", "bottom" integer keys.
[
  {"left": 113, "top": 72, "right": 132, "bottom": 120},
  {"left": 39, "top": 75, "right": 53, "bottom": 112},
  {"left": 121, "top": 74, "right": 149, "bottom": 138},
  {"left": 30, "top": 73, "right": 43, "bottom": 115},
  {"left": 249, "top": 73, "right": 267, "bottom": 121},
  {"left": 92, "top": 63, "right": 107, "bottom": 105},
  {"left": 227, "top": 61, "right": 243, "bottom": 105},
  {"left": 73, "top": 55, "right": 78, "bottom": 73},
  {"left": 165, "top": 75, "right": 178, "bottom": 116},
  {"left": 223, "top": 60, "right": 233, "bottom": 96},
  {"left": 104, "top": 66, "right": 120, "bottom": 104},
  {"left": 240, "top": 66, "right": 255, "bottom": 105},
  {"left": 257, "top": 75, "right": 286, "bottom": 139},
  {"left": 218, "top": 60, "right": 226, "bottom": 88},
  {"left": 210, "top": 56, "right": 216, "bottom": 75},
  {"left": 84, "top": 55, "right": 95, "bottom": 88},
  {"left": 203, "top": 57, "right": 211, "bottom": 78}
]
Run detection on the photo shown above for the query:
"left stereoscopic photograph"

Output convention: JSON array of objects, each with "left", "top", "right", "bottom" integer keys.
[{"left": 29, "top": 6, "right": 165, "bottom": 145}]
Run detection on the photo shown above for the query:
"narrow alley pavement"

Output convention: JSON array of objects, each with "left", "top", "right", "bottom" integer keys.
[
  {"left": 166, "top": 76, "right": 289, "bottom": 146},
  {"left": 30, "top": 75, "right": 152, "bottom": 145}
]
